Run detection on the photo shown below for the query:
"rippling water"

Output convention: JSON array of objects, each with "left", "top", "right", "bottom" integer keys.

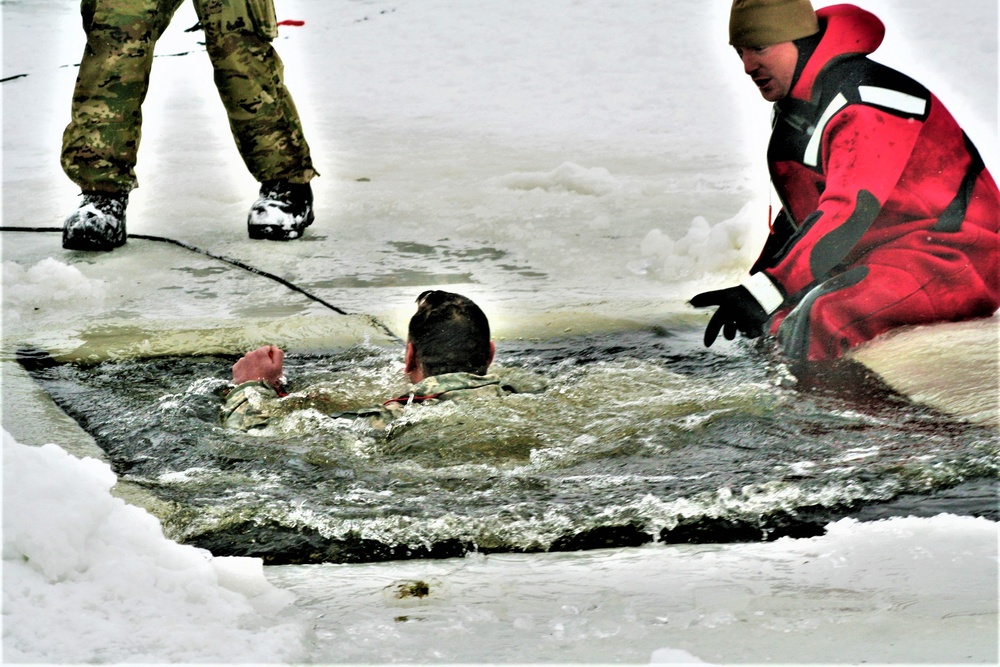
[{"left": 21, "top": 327, "right": 998, "bottom": 564}]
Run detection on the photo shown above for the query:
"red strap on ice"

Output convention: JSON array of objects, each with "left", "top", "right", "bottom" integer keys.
[{"left": 277, "top": 19, "right": 305, "bottom": 26}]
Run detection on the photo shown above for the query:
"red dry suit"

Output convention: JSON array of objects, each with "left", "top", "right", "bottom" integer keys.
[{"left": 749, "top": 4, "right": 1000, "bottom": 361}]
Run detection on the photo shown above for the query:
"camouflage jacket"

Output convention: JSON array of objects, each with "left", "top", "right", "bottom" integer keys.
[{"left": 222, "top": 372, "right": 522, "bottom": 431}]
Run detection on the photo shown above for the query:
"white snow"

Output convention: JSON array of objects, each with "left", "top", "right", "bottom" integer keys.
[
  {"left": 2, "top": 430, "right": 306, "bottom": 663},
  {"left": 263, "top": 512, "right": 998, "bottom": 664},
  {"left": 2, "top": 258, "right": 107, "bottom": 323},
  {"left": 496, "top": 161, "right": 622, "bottom": 196},
  {"left": 1, "top": 0, "right": 997, "bottom": 663},
  {"left": 639, "top": 201, "right": 762, "bottom": 281}
]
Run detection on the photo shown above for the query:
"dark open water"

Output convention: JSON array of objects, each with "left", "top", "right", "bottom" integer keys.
[{"left": 20, "top": 327, "right": 998, "bottom": 564}]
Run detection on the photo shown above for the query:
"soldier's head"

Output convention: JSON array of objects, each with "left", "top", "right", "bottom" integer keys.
[{"left": 405, "top": 290, "right": 495, "bottom": 383}]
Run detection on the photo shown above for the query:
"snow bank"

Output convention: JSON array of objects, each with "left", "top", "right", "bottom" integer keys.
[
  {"left": 638, "top": 201, "right": 766, "bottom": 282},
  {"left": 496, "top": 161, "right": 622, "bottom": 196},
  {"left": 2, "top": 258, "right": 107, "bottom": 323},
  {"left": 2, "top": 429, "right": 306, "bottom": 663}
]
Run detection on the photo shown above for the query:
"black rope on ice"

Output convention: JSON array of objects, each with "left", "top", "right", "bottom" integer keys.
[
  {"left": 0, "top": 225, "right": 361, "bottom": 319},
  {"left": 127, "top": 232, "right": 352, "bottom": 315}
]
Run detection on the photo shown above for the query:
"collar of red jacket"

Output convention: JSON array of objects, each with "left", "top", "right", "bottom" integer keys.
[{"left": 790, "top": 3, "right": 885, "bottom": 101}]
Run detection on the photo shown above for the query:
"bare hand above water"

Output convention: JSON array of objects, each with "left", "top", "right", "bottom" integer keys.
[{"left": 232, "top": 345, "right": 285, "bottom": 388}]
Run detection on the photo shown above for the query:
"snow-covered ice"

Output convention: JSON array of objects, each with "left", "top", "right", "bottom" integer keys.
[
  {"left": 2, "top": 0, "right": 997, "bottom": 663},
  {"left": 2, "top": 429, "right": 306, "bottom": 663}
]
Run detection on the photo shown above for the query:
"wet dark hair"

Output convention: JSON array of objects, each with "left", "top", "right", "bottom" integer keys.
[{"left": 408, "top": 290, "right": 492, "bottom": 376}]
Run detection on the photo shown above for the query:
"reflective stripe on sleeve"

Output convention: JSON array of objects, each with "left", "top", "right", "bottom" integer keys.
[
  {"left": 858, "top": 86, "right": 927, "bottom": 116},
  {"left": 742, "top": 272, "right": 785, "bottom": 315}
]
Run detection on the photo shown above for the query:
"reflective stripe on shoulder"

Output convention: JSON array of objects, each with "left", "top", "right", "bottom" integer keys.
[
  {"left": 858, "top": 85, "right": 928, "bottom": 116},
  {"left": 804, "top": 93, "right": 848, "bottom": 168}
]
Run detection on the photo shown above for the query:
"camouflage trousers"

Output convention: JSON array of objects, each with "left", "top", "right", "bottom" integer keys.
[{"left": 61, "top": 0, "right": 317, "bottom": 194}]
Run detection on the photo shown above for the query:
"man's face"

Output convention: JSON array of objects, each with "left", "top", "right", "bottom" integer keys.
[{"left": 736, "top": 42, "right": 798, "bottom": 102}]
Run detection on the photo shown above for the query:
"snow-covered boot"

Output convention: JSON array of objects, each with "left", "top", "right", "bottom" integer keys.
[
  {"left": 62, "top": 192, "right": 128, "bottom": 251},
  {"left": 247, "top": 180, "right": 314, "bottom": 240}
]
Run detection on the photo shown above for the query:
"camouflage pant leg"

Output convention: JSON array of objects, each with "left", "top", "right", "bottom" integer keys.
[
  {"left": 61, "top": 0, "right": 186, "bottom": 193},
  {"left": 193, "top": 0, "right": 317, "bottom": 184}
]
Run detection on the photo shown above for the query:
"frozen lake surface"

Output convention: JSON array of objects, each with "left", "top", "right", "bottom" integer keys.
[{"left": 2, "top": 0, "right": 997, "bottom": 663}]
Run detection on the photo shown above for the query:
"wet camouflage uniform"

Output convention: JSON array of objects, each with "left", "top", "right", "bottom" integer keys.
[
  {"left": 222, "top": 373, "right": 521, "bottom": 431},
  {"left": 61, "top": 0, "right": 317, "bottom": 194}
]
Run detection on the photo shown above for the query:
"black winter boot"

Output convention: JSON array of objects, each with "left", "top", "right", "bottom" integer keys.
[
  {"left": 247, "top": 180, "right": 314, "bottom": 240},
  {"left": 62, "top": 192, "right": 129, "bottom": 251}
]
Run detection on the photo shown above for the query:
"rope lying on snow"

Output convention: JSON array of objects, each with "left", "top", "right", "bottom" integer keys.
[{"left": 0, "top": 225, "right": 357, "bottom": 317}]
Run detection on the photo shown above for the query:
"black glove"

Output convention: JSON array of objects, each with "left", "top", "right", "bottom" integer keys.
[{"left": 689, "top": 285, "right": 770, "bottom": 347}]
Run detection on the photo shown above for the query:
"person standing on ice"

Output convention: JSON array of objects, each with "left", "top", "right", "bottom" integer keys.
[
  {"left": 60, "top": 0, "right": 318, "bottom": 251},
  {"left": 690, "top": 0, "right": 1000, "bottom": 361}
]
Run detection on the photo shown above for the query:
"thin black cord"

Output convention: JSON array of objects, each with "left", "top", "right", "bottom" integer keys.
[
  {"left": 129, "top": 232, "right": 351, "bottom": 315},
  {"left": 0, "top": 226, "right": 400, "bottom": 342},
  {"left": 2, "top": 225, "right": 349, "bottom": 314}
]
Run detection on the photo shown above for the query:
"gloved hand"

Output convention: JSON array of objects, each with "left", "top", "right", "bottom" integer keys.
[{"left": 690, "top": 271, "right": 787, "bottom": 347}]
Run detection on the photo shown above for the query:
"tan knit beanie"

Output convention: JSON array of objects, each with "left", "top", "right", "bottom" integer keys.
[{"left": 729, "top": 0, "right": 819, "bottom": 47}]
